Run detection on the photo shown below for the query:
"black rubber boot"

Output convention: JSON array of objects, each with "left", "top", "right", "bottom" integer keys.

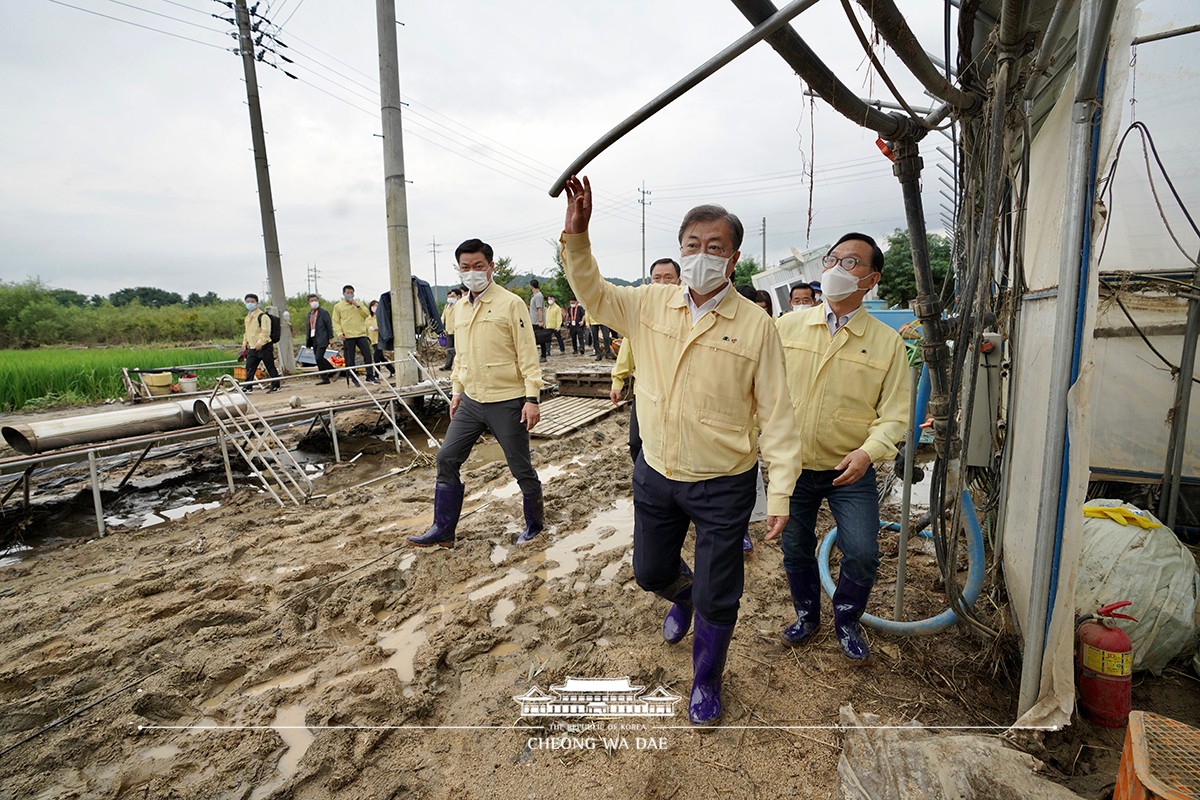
[
  {"left": 515, "top": 486, "right": 544, "bottom": 544},
  {"left": 407, "top": 483, "right": 464, "bottom": 548},
  {"left": 782, "top": 566, "right": 821, "bottom": 646},
  {"left": 689, "top": 614, "right": 734, "bottom": 725}
]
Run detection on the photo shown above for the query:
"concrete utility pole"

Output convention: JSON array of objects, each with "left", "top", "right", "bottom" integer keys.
[
  {"left": 376, "top": 0, "right": 418, "bottom": 384},
  {"left": 428, "top": 237, "right": 442, "bottom": 297},
  {"left": 638, "top": 182, "right": 652, "bottom": 283},
  {"left": 761, "top": 217, "right": 766, "bottom": 271},
  {"left": 233, "top": 0, "right": 295, "bottom": 372}
]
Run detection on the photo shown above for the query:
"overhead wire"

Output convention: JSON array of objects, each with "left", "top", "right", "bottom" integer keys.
[{"left": 45, "top": 0, "right": 230, "bottom": 49}]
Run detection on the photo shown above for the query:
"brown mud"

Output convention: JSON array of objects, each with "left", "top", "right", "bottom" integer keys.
[{"left": 0, "top": 353, "right": 1191, "bottom": 799}]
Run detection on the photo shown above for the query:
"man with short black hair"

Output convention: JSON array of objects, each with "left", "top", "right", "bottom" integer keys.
[
  {"left": 561, "top": 176, "right": 801, "bottom": 726},
  {"left": 305, "top": 293, "right": 335, "bottom": 384},
  {"left": 772, "top": 232, "right": 909, "bottom": 666},
  {"left": 241, "top": 293, "right": 281, "bottom": 393},
  {"left": 333, "top": 284, "right": 376, "bottom": 384},
  {"left": 408, "top": 239, "right": 545, "bottom": 549},
  {"left": 789, "top": 282, "right": 816, "bottom": 311},
  {"left": 566, "top": 297, "right": 587, "bottom": 354}
]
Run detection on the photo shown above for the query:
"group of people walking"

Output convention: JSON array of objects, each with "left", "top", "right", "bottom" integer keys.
[
  {"left": 405, "top": 174, "right": 910, "bottom": 730},
  {"left": 237, "top": 285, "right": 395, "bottom": 392}
]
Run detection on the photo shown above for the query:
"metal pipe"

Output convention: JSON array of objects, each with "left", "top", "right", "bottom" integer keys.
[
  {"left": 115, "top": 443, "right": 155, "bottom": 492},
  {"left": 330, "top": 411, "right": 341, "bottom": 463},
  {"left": 2, "top": 400, "right": 199, "bottom": 456},
  {"left": 852, "top": 0, "right": 978, "bottom": 110},
  {"left": 1018, "top": 0, "right": 1117, "bottom": 717},
  {"left": 729, "top": 0, "right": 914, "bottom": 141},
  {"left": 895, "top": 363, "right": 922, "bottom": 620},
  {"left": 1159, "top": 262, "right": 1200, "bottom": 530},
  {"left": 218, "top": 431, "right": 235, "bottom": 493},
  {"left": 925, "top": 102, "right": 953, "bottom": 128},
  {"left": 192, "top": 394, "right": 250, "bottom": 425},
  {"left": 88, "top": 450, "right": 106, "bottom": 537},
  {"left": 1028, "top": 0, "right": 1077, "bottom": 96},
  {"left": 547, "top": 0, "right": 825, "bottom": 196},
  {"left": 802, "top": 89, "right": 933, "bottom": 115},
  {"left": 1132, "top": 22, "right": 1200, "bottom": 46}
]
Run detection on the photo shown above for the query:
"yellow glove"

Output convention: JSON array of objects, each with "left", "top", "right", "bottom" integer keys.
[{"left": 1082, "top": 505, "right": 1161, "bottom": 528}]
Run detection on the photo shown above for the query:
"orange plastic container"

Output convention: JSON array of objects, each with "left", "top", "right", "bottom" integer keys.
[{"left": 1114, "top": 711, "right": 1200, "bottom": 800}]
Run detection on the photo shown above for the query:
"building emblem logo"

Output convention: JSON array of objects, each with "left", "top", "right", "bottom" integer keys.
[{"left": 513, "top": 677, "right": 681, "bottom": 718}]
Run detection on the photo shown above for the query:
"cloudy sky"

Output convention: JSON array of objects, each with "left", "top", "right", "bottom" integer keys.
[{"left": 1, "top": 0, "right": 1193, "bottom": 302}]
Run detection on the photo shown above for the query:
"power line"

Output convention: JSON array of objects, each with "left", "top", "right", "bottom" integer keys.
[
  {"left": 276, "top": 0, "right": 304, "bottom": 32},
  {"left": 99, "top": 0, "right": 224, "bottom": 32},
  {"left": 45, "top": 0, "right": 230, "bottom": 49}
]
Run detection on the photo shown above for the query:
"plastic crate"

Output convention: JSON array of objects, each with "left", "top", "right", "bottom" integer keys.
[
  {"left": 1114, "top": 711, "right": 1200, "bottom": 800},
  {"left": 232, "top": 366, "right": 266, "bottom": 381}
]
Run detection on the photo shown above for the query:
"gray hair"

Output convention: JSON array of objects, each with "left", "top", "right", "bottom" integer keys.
[{"left": 678, "top": 204, "right": 744, "bottom": 251}]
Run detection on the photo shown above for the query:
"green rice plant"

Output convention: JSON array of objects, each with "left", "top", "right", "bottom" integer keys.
[{"left": 0, "top": 348, "right": 239, "bottom": 412}]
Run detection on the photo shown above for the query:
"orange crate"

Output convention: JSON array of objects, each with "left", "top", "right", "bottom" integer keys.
[
  {"left": 232, "top": 366, "right": 266, "bottom": 381},
  {"left": 1114, "top": 711, "right": 1200, "bottom": 800}
]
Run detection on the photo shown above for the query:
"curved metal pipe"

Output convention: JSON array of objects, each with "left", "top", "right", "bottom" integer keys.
[
  {"left": 851, "top": 0, "right": 979, "bottom": 110},
  {"left": 547, "top": 0, "right": 822, "bottom": 197},
  {"left": 730, "top": 0, "right": 915, "bottom": 140},
  {"left": 2, "top": 400, "right": 199, "bottom": 456}
]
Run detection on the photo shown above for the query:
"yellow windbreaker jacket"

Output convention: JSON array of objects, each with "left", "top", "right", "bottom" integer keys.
[{"left": 450, "top": 281, "right": 544, "bottom": 402}]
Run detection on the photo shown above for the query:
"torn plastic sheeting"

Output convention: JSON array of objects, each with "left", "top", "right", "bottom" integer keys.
[
  {"left": 837, "top": 706, "right": 1085, "bottom": 800},
  {"left": 1075, "top": 499, "right": 1199, "bottom": 674}
]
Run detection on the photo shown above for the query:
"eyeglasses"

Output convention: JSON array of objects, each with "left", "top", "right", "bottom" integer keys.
[
  {"left": 680, "top": 243, "right": 731, "bottom": 257},
  {"left": 822, "top": 255, "right": 865, "bottom": 270}
]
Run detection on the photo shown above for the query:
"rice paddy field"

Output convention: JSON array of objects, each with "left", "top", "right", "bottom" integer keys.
[{"left": 0, "top": 347, "right": 239, "bottom": 412}]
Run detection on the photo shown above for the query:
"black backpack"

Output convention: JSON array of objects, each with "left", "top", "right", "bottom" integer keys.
[{"left": 259, "top": 311, "right": 282, "bottom": 344}]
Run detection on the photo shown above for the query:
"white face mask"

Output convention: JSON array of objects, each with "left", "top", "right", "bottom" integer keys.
[
  {"left": 680, "top": 252, "right": 731, "bottom": 295},
  {"left": 820, "top": 266, "right": 865, "bottom": 302},
  {"left": 461, "top": 270, "right": 490, "bottom": 293},
  {"left": 447, "top": 296, "right": 457, "bottom": 305},
  {"left": 309, "top": 300, "right": 320, "bottom": 309},
  {"left": 792, "top": 301, "right": 813, "bottom": 310}
]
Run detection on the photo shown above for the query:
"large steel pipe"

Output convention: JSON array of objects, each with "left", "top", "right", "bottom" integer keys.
[
  {"left": 2, "top": 400, "right": 199, "bottom": 455},
  {"left": 192, "top": 395, "right": 250, "bottom": 425}
]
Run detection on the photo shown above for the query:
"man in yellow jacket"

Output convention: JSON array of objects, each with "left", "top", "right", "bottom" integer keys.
[
  {"left": 610, "top": 257, "right": 680, "bottom": 464},
  {"left": 772, "top": 232, "right": 910, "bottom": 665},
  {"left": 544, "top": 294, "right": 565, "bottom": 356},
  {"left": 408, "top": 238, "right": 545, "bottom": 549},
  {"left": 561, "top": 176, "right": 801, "bottom": 726},
  {"left": 240, "top": 293, "right": 280, "bottom": 393},
  {"left": 332, "top": 284, "right": 376, "bottom": 384}
]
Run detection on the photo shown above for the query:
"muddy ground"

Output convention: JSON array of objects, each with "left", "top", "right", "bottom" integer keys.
[{"left": 1, "top": 352, "right": 1197, "bottom": 799}]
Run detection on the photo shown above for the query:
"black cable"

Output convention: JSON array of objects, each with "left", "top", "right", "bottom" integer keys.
[
  {"left": 46, "top": 0, "right": 229, "bottom": 49},
  {"left": 838, "top": 0, "right": 933, "bottom": 126},
  {"left": 1101, "top": 284, "right": 1200, "bottom": 385},
  {"left": 99, "top": 0, "right": 224, "bottom": 32}
]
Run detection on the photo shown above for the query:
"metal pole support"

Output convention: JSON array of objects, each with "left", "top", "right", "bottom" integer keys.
[
  {"left": 87, "top": 450, "right": 106, "bottom": 537},
  {"left": 895, "top": 363, "right": 922, "bottom": 620}
]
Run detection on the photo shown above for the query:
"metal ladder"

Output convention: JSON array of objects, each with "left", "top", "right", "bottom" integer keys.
[{"left": 206, "top": 376, "right": 313, "bottom": 506}]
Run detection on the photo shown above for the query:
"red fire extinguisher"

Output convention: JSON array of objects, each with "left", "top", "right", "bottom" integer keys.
[{"left": 1076, "top": 601, "right": 1137, "bottom": 727}]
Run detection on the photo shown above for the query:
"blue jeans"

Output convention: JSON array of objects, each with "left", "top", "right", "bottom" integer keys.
[{"left": 780, "top": 466, "right": 880, "bottom": 584}]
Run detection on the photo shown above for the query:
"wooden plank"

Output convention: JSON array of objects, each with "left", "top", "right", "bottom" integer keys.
[{"left": 531, "top": 396, "right": 622, "bottom": 439}]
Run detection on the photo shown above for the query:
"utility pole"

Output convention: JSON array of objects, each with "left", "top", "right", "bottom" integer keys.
[
  {"left": 233, "top": 0, "right": 295, "bottom": 372},
  {"left": 761, "top": 217, "right": 767, "bottom": 271},
  {"left": 428, "top": 237, "right": 443, "bottom": 297},
  {"left": 376, "top": 0, "right": 418, "bottom": 384},
  {"left": 638, "top": 182, "right": 652, "bottom": 283}
]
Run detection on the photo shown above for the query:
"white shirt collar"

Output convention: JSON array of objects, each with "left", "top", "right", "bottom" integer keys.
[
  {"left": 824, "top": 300, "right": 861, "bottom": 335},
  {"left": 684, "top": 282, "right": 732, "bottom": 326}
]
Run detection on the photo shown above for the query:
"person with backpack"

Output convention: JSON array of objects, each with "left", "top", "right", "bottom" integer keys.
[
  {"left": 333, "top": 284, "right": 377, "bottom": 385},
  {"left": 240, "top": 293, "right": 281, "bottom": 393}
]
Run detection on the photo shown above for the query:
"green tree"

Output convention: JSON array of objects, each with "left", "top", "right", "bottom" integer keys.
[
  {"left": 109, "top": 286, "right": 184, "bottom": 308},
  {"left": 547, "top": 240, "right": 575, "bottom": 305},
  {"left": 493, "top": 256, "right": 516, "bottom": 287},
  {"left": 878, "top": 228, "right": 952, "bottom": 308},
  {"left": 733, "top": 255, "right": 762, "bottom": 286}
]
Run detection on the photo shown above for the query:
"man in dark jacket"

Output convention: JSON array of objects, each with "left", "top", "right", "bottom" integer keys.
[{"left": 305, "top": 293, "right": 335, "bottom": 384}]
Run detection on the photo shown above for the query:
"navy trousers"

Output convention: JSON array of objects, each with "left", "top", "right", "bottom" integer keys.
[{"left": 632, "top": 454, "right": 757, "bottom": 625}]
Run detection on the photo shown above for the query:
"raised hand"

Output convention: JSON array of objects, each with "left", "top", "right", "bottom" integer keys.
[{"left": 563, "top": 175, "right": 593, "bottom": 234}]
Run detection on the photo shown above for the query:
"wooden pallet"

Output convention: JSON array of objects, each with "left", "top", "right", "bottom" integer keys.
[
  {"left": 554, "top": 366, "right": 617, "bottom": 398},
  {"left": 531, "top": 395, "right": 624, "bottom": 439}
]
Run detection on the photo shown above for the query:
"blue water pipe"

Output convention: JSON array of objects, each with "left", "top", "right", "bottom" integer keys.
[
  {"left": 912, "top": 364, "right": 931, "bottom": 445},
  {"left": 817, "top": 490, "right": 986, "bottom": 635}
]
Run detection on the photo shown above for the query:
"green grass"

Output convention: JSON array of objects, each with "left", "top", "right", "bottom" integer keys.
[{"left": 0, "top": 347, "right": 239, "bottom": 412}]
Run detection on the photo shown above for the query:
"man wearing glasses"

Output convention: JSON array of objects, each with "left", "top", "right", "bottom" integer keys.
[
  {"left": 770, "top": 233, "right": 910, "bottom": 665},
  {"left": 560, "top": 176, "right": 801, "bottom": 726},
  {"left": 408, "top": 238, "right": 546, "bottom": 549}
]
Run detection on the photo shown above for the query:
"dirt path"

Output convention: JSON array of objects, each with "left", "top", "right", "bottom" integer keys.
[{"left": 0, "top": 391, "right": 1038, "bottom": 800}]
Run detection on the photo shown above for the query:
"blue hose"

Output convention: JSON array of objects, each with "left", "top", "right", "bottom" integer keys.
[{"left": 817, "top": 490, "right": 985, "bottom": 635}]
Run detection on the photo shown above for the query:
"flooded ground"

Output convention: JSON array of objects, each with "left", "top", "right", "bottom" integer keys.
[{"left": 0, "top": 361, "right": 1194, "bottom": 799}]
